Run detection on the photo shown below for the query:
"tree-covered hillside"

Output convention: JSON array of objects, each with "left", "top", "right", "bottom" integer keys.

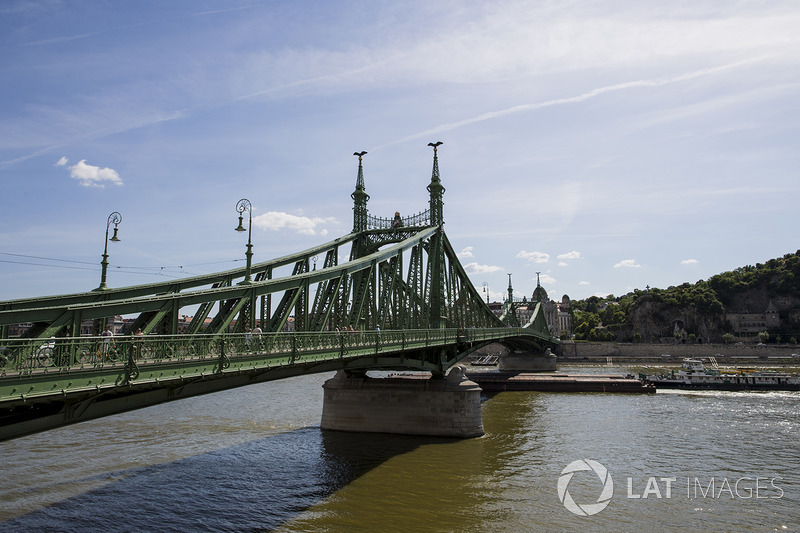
[{"left": 569, "top": 250, "right": 800, "bottom": 343}]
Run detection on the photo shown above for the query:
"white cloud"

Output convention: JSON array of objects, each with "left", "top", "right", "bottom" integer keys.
[
  {"left": 516, "top": 250, "right": 550, "bottom": 263},
  {"left": 457, "top": 246, "right": 474, "bottom": 259},
  {"left": 62, "top": 159, "right": 123, "bottom": 188},
  {"left": 463, "top": 262, "right": 504, "bottom": 275},
  {"left": 557, "top": 251, "right": 582, "bottom": 260},
  {"left": 558, "top": 261, "right": 568, "bottom": 267},
  {"left": 253, "top": 211, "right": 336, "bottom": 236},
  {"left": 614, "top": 259, "right": 641, "bottom": 268},
  {"left": 681, "top": 258, "right": 700, "bottom": 265},
  {"left": 579, "top": 281, "right": 590, "bottom": 285}
]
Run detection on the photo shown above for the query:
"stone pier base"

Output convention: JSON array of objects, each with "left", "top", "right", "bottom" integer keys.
[
  {"left": 498, "top": 348, "right": 557, "bottom": 372},
  {"left": 320, "top": 365, "right": 484, "bottom": 438}
]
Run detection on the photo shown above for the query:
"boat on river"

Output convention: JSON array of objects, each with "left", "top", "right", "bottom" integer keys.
[{"left": 644, "top": 358, "right": 800, "bottom": 391}]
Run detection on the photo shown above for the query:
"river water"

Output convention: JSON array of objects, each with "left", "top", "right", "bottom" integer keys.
[{"left": 0, "top": 365, "right": 797, "bottom": 532}]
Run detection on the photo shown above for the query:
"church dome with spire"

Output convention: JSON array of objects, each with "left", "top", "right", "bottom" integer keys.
[
  {"left": 532, "top": 285, "right": 548, "bottom": 302},
  {"left": 531, "top": 272, "right": 548, "bottom": 303}
]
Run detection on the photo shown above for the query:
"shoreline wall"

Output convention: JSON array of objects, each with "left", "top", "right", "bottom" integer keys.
[{"left": 558, "top": 342, "right": 799, "bottom": 359}]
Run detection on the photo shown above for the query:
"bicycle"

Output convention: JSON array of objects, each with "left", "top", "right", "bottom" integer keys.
[{"left": 75, "top": 340, "right": 120, "bottom": 364}]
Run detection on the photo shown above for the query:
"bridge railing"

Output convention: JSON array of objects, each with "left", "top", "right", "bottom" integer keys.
[
  {"left": 0, "top": 328, "right": 531, "bottom": 378},
  {"left": 366, "top": 209, "right": 430, "bottom": 230},
  {"left": 0, "top": 334, "right": 215, "bottom": 374}
]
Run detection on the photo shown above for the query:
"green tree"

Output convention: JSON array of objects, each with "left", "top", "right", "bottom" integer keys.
[{"left": 585, "top": 296, "right": 600, "bottom": 314}]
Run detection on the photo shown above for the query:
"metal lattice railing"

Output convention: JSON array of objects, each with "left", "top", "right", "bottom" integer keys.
[
  {"left": 367, "top": 209, "right": 430, "bottom": 230},
  {"left": 0, "top": 327, "right": 549, "bottom": 388}
]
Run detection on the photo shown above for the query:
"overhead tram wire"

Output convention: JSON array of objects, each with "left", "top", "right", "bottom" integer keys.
[
  {"left": 0, "top": 259, "right": 99, "bottom": 272},
  {"left": 0, "top": 260, "right": 186, "bottom": 279},
  {"left": 0, "top": 252, "right": 246, "bottom": 279},
  {"left": 0, "top": 252, "right": 96, "bottom": 266}
]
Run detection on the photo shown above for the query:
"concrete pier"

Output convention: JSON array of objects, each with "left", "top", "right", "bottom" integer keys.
[
  {"left": 320, "top": 365, "right": 484, "bottom": 438},
  {"left": 498, "top": 348, "right": 557, "bottom": 372}
]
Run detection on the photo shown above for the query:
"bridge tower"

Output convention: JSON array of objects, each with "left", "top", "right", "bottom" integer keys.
[
  {"left": 351, "top": 151, "right": 369, "bottom": 233},
  {"left": 425, "top": 142, "right": 446, "bottom": 330},
  {"left": 341, "top": 151, "right": 375, "bottom": 330},
  {"left": 322, "top": 143, "right": 484, "bottom": 438},
  {"left": 500, "top": 273, "right": 521, "bottom": 327},
  {"left": 427, "top": 141, "right": 445, "bottom": 225}
]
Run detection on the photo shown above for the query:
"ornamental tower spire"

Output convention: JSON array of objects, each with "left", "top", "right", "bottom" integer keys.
[
  {"left": 351, "top": 151, "right": 369, "bottom": 232},
  {"left": 427, "top": 142, "right": 445, "bottom": 226}
]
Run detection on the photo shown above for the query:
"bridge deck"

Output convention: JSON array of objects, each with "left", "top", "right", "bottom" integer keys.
[{"left": 0, "top": 328, "right": 555, "bottom": 440}]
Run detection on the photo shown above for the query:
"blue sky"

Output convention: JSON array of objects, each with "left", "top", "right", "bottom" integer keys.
[{"left": 1, "top": 0, "right": 799, "bottom": 304}]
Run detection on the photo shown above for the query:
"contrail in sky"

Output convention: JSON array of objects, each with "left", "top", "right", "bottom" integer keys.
[
  {"left": 22, "top": 5, "right": 259, "bottom": 46},
  {"left": 0, "top": 54, "right": 769, "bottom": 170},
  {"left": 377, "top": 56, "right": 770, "bottom": 150}
]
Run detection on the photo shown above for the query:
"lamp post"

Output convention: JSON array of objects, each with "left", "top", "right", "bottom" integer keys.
[
  {"left": 482, "top": 281, "right": 489, "bottom": 304},
  {"left": 96, "top": 211, "right": 122, "bottom": 291},
  {"left": 234, "top": 198, "right": 254, "bottom": 284}
]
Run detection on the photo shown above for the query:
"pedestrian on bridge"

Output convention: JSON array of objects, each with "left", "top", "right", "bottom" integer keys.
[
  {"left": 253, "top": 323, "right": 262, "bottom": 350},
  {"left": 244, "top": 326, "right": 252, "bottom": 351},
  {"left": 133, "top": 328, "right": 144, "bottom": 359},
  {"left": 101, "top": 325, "right": 114, "bottom": 359}
]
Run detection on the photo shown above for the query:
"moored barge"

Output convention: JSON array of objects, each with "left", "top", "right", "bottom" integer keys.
[
  {"left": 645, "top": 358, "right": 800, "bottom": 391},
  {"left": 465, "top": 371, "right": 655, "bottom": 393}
]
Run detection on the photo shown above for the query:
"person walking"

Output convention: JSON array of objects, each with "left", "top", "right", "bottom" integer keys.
[{"left": 101, "top": 324, "right": 114, "bottom": 360}]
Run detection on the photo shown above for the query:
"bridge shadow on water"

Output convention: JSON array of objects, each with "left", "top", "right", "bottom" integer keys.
[{"left": 1, "top": 428, "right": 456, "bottom": 532}]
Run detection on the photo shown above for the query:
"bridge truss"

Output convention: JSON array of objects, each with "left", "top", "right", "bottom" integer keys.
[{"left": 0, "top": 145, "right": 557, "bottom": 440}]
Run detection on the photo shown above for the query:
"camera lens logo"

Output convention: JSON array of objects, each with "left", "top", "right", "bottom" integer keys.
[{"left": 557, "top": 459, "right": 614, "bottom": 516}]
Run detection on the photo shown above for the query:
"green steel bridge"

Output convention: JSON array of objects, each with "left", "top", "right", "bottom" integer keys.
[{"left": 0, "top": 145, "right": 557, "bottom": 441}]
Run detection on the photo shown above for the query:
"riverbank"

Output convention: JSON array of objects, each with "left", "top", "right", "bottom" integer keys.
[
  {"left": 470, "top": 341, "right": 800, "bottom": 367},
  {"left": 556, "top": 341, "right": 800, "bottom": 366},
  {"left": 559, "top": 340, "right": 799, "bottom": 358}
]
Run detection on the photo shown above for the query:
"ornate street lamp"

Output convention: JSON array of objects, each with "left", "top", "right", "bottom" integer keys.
[
  {"left": 234, "top": 198, "right": 254, "bottom": 284},
  {"left": 96, "top": 211, "right": 122, "bottom": 291},
  {"left": 482, "top": 281, "right": 489, "bottom": 304}
]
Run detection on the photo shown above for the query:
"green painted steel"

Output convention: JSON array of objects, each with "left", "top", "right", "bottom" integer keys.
[
  {"left": 0, "top": 233, "right": 358, "bottom": 332},
  {"left": 0, "top": 326, "right": 551, "bottom": 440},
  {"left": 0, "top": 327, "right": 551, "bottom": 401},
  {"left": 0, "top": 146, "right": 558, "bottom": 439}
]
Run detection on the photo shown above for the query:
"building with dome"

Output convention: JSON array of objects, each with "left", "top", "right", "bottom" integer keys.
[
  {"left": 525, "top": 274, "right": 573, "bottom": 339},
  {"left": 486, "top": 274, "right": 573, "bottom": 339}
]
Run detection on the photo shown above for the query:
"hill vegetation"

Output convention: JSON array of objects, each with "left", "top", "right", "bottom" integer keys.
[{"left": 569, "top": 251, "right": 800, "bottom": 344}]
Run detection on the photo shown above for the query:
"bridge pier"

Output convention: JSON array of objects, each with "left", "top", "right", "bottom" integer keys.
[
  {"left": 498, "top": 348, "right": 557, "bottom": 372},
  {"left": 320, "top": 365, "right": 484, "bottom": 438}
]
